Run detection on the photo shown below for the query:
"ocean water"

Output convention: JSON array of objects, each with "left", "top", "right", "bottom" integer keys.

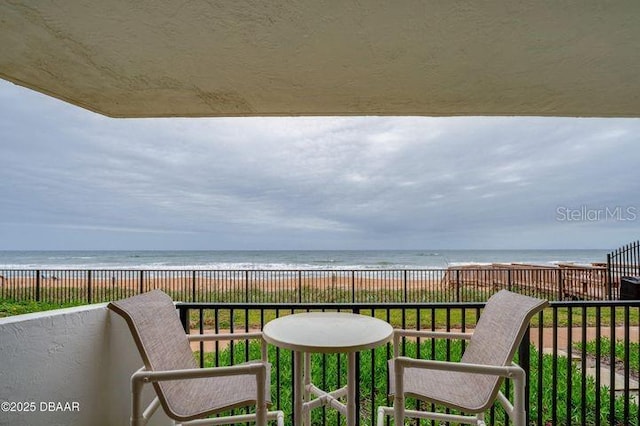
[{"left": 0, "top": 249, "right": 609, "bottom": 270}]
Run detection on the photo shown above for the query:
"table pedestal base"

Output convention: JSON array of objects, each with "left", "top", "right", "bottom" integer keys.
[{"left": 294, "top": 352, "right": 357, "bottom": 426}]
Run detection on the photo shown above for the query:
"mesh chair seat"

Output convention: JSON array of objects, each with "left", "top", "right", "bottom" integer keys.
[
  {"left": 388, "top": 361, "right": 495, "bottom": 413},
  {"left": 157, "top": 363, "right": 272, "bottom": 421}
]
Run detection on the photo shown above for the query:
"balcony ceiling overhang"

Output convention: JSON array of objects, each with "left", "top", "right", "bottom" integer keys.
[{"left": 1, "top": 1, "right": 639, "bottom": 118}]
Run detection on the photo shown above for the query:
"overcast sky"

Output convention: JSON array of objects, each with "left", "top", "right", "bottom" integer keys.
[{"left": 1, "top": 80, "right": 639, "bottom": 251}]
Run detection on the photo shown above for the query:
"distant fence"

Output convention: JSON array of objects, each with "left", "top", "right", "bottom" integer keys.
[
  {"left": 608, "top": 240, "right": 640, "bottom": 298},
  {"left": 0, "top": 267, "right": 613, "bottom": 304}
]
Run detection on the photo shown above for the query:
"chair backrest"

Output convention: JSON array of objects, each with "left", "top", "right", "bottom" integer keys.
[
  {"left": 108, "top": 290, "right": 197, "bottom": 415},
  {"left": 462, "top": 290, "right": 547, "bottom": 365},
  {"left": 460, "top": 290, "right": 548, "bottom": 408}
]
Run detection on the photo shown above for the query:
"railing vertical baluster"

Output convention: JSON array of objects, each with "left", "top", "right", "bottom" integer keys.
[
  {"left": 415, "top": 307, "right": 422, "bottom": 418},
  {"left": 566, "top": 306, "right": 573, "bottom": 426},
  {"left": 636, "top": 241, "right": 640, "bottom": 276},
  {"left": 536, "top": 310, "right": 544, "bottom": 426},
  {"left": 580, "top": 305, "right": 587, "bottom": 425},
  {"left": 401, "top": 305, "right": 406, "bottom": 356},
  {"left": 557, "top": 269, "right": 564, "bottom": 301},
  {"left": 624, "top": 305, "right": 630, "bottom": 425},
  {"left": 403, "top": 270, "right": 407, "bottom": 302},
  {"left": 351, "top": 270, "right": 355, "bottom": 303},
  {"left": 370, "top": 329, "right": 376, "bottom": 426},
  {"left": 353, "top": 306, "right": 360, "bottom": 426},
  {"left": 386, "top": 308, "right": 392, "bottom": 426},
  {"left": 336, "top": 329, "right": 342, "bottom": 425},
  {"left": 609, "top": 305, "right": 616, "bottom": 425},
  {"left": 215, "top": 308, "right": 220, "bottom": 366},
  {"left": 595, "top": 306, "right": 601, "bottom": 425},
  {"left": 245, "top": 270, "right": 249, "bottom": 303},
  {"left": 35, "top": 269, "right": 41, "bottom": 302},
  {"left": 229, "top": 307, "right": 235, "bottom": 365},
  {"left": 199, "top": 309, "right": 204, "bottom": 367},
  {"left": 192, "top": 270, "right": 196, "bottom": 302},
  {"left": 350, "top": 270, "right": 355, "bottom": 303},
  {"left": 634, "top": 242, "right": 638, "bottom": 276},
  {"left": 518, "top": 328, "right": 531, "bottom": 425},
  {"left": 607, "top": 253, "right": 613, "bottom": 300},
  {"left": 87, "top": 270, "right": 92, "bottom": 304},
  {"left": 57, "top": 271, "right": 64, "bottom": 303},
  {"left": 552, "top": 307, "right": 558, "bottom": 426},
  {"left": 179, "top": 306, "right": 189, "bottom": 334},
  {"left": 244, "top": 271, "right": 250, "bottom": 303},
  {"left": 245, "top": 308, "right": 250, "bottom": 363},
  {"left": 445, "top": 305, "right": 456, "bottom": 419}
]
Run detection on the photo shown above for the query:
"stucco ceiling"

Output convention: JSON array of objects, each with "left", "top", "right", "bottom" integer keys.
[{"left": 1, "top": 1, "right": 639, "bottom": 118}]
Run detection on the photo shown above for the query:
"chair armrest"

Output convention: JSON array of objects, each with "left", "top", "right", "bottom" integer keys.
[
  {"left": 393, "top": 329, "right": 473, "bottom": 357},
  {"left": 187, "top": 332, "right": 263, "bottom": 342},
  {"left": 132, "top": 363, "right": 268, "bottom": 383},
  {"left": 394, "top": 357, "right": 524, "bottom": 380},
  {"left": 130, "top": 364, "right": 271, "bottom": 424}
]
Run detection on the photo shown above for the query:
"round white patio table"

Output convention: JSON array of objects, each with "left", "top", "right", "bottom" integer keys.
[{"left": 262, "top": 312, "right": 393, "bottom": 426}]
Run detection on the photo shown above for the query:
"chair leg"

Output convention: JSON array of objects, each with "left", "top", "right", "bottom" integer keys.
[
  {"left": 393, "top": 359, "right": 405, "bottom": 425},
  {"left": 256, "top": 366, "right": 267, "bottom": 426},
  {"left": 256, "top": 405, "right": 267, "bottom": 426},
  {"left": 476, "top": 412, "right": 486, "bottom": 426},
  {"left": 376, "top": 407, "right": 385, "bottom": 426},
  {"left": 513, "top": 372, "right": 526, "bottom": 426},
  {"left": 393, "top": 395, "right": 404, "bottom": 425}
]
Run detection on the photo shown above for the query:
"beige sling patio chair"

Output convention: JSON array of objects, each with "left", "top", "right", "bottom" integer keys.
[
  {"left": 108, "top": 289, "right": 284, "bottom": 426},
  {"left": 377, "top": 290, "right": 548, "bottom": 426}
]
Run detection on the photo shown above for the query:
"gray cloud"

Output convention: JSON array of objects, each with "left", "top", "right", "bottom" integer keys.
[{"left": 1, "top": 80, "right": 639, "bottom": 250}]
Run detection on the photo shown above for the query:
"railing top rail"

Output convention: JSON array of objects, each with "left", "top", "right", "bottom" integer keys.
[
  {"left": 0, "top": 266, "right": 608, "bottom": 272},
  {"left": 175, "top": 299, "right": 640, "bottom": 310}
]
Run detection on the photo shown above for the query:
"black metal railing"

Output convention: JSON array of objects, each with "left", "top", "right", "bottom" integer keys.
[
  {"left": 0, "top": 267, "right": 611, "bottom": 305},
  {"left": 608, "top": 240, "right": 640, "bottom": 298},
  {"left": 176, "top": 300, "right": 640, "bottom": 426}
]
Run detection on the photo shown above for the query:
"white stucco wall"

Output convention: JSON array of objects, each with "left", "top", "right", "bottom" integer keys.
[{"left": 0, "top": 305, "right": 171, "bottom": 426}]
